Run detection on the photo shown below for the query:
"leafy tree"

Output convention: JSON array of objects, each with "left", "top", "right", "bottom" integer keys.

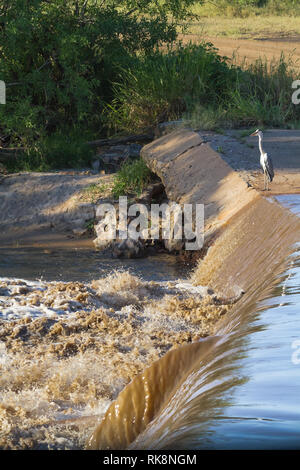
[{"left": 0, "top": 0, "right": 202, "bottom": 148}]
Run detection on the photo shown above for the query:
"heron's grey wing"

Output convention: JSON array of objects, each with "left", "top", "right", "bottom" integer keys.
[{"left": 265, "top": 153, "right": 274, "bottom": 182}]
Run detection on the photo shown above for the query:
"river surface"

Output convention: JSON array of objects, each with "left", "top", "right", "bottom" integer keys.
[
  {"left": 129, "top": 194, "right": 300, "bottom": 450},
  {"left": 0, "top": 249, "right": 186, "bottom": 282},
  {"left": 1, "top": 195, "right": 300, "bottom": 450}
]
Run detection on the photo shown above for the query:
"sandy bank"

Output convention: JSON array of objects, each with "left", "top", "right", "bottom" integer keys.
[
  {"left": 181, "top": 35, "right": 300, "bottom": 71},
  {"left": 0, "top": 171, "right": 111, "bottom": 247}
]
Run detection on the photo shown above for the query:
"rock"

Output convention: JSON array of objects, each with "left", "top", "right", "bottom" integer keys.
[
  {"left": 123, "top": 143, "right": 142, "bottom": 159},
  {"left": 101, "top": 153, "right": 122, "bottom": 163},
  {"left": 136, "top": 182, "right": 165, "bottom": 204},
  {"left": 154, "top": 120, "right": 184, "bottom": 139},
  {"left": 93, "top": 237, "right": 112, "bottom": 251},
  {"left": 141, "top": 129, "right": 256, "bottom": 243},
  {"left": 72, "top": 226, "right": 88, "bottom": 237},
  {"left": 91, "top": 159, "right": 101, "bottom": 172},
  {"left": 93, "top": 231, "right": 146, "bottom": 258},
  {"left": 98, "top": 152, "right": 125, "bottom": 173},
  {"left": 164, "top": 238, "right": 184, "bottom": 252},
  {"left": 112, "top": 238, "right": 145, "bottom": 259},
  {"left": 93, "top": 209, "right": 116, "bottom": 250},
  {"left": 141, "top": 129, "right": 203, "bottom": 179},
  {"left": 92, "top": 143, "right": 142, "bottom": 174},
  {"left": 70, "top": 216, "right": 89, "bottom": 236},
  {"left": 109, "top": 145, "right": 128, "bottom": 153}
]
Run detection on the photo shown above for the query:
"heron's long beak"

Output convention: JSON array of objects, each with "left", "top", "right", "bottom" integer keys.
[{"left": 250, "top": 131, "right": 257, "bottom": 136}]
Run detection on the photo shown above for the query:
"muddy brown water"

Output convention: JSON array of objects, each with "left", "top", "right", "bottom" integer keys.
[
  {"left": 129, "top": 246, "right": 300, "bottom": 449},
  {"left": 1, "top": 195, "right": 300, "bottom": 449},
  {"left": 0, "top": 249, "right": 187, "bottom": 283}
]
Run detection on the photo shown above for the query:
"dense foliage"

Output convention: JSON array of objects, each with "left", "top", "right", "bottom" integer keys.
[
  {"left": 106, "top": 44, "right": 300, "bottom": 133},
  {"left": 0, "top": 0, "right": 299, "bottom": 171},
  {"left": 105, "top": 43, "right": 235, "bottom": 133},
  {"left": 0, "top": 0, "right": 201, "bottom": 150}
]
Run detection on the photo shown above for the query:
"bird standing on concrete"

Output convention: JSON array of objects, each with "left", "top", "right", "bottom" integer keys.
[{"left": 250, "top": 129, "right": 274, "bottom": 191}]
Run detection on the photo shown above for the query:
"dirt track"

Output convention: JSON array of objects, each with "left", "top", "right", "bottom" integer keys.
[{"left": 181, "top": 35, "right": 300, "bottom": 70}]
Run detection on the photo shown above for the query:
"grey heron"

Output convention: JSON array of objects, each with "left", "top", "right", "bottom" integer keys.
[{"left": 250, "top": 129, "right": 274, "bottom": 191}]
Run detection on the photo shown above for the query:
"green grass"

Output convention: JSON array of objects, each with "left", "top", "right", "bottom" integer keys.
[
  {"left": 104, "top": 43, "right": 300, "bottom": 134},
  {"left": 183, "top": 15, "right": 300, "bottom": 40},
  {"left": 82, "top": 182, "right": 110, "bottom": 203},
  {"left": 112, "top": 158, "right": 153, "bottom": 198},
  {"left": 227, "top": 54, "right": 299, "bottom": 127},
  {"left": 191, "top": 1, "right": 300, "bottom": 19},
  {"left": 182, "top": 1, "right": 300, "bottom": 40},
  {"left": 105, "top": 43, "right": 235, "bottom": 134},
  {"left": 4, "top": 130, "right": 94, "bottom": 172},
  {"left": 5, "top": 28, "right": 300, "bottom": 173},
  {"left": 183, "top": 105, "right": 228, "bottom": 131}
]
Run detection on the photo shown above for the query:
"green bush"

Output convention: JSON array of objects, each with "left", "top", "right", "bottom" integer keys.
[
  {"left": 105, "top": 43, "right": 300, "bottom": 132},
  {"left": 0, "top": 0, "right": 201, "bottom": 151},
  {"left": 5, "top": 130, "right": 94, "bottom": 172},
  {"left": 112, "top": 159, "right": 153, "bottom": 198},
  {"left": 105, "top": 43, "right": 235, "bottom": 133},
  {"left": 1, "top": 1, "right": 299, "bottom": 172}
]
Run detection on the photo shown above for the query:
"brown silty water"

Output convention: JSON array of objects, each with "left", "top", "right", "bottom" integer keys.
[
  {"left": 1, "top": 195, "right": 300, "bottom": 449},
  {"left": 0, "top": 265, "right": 231, "bottom": 448}
]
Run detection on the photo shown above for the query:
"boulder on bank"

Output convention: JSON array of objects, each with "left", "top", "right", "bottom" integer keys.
[
  {"left": 112, "top": 238, "right": 145, "bottom": 259},
  {"left": 154, "top": 120, "right": 184, "bottom": 139},
  {"left": 91, "top": 143, "right": 143, "bottom": 174},
  {"left": 93, "top": 235, "right": 146, "bottom": 259}
]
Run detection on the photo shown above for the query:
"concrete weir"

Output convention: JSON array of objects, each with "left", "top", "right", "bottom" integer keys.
[
  {"left": 88, "top": 129, "right": 300, "bottom": 449},
  {"left": 141, "top": 128, "right": 300, "bottom": 241}
]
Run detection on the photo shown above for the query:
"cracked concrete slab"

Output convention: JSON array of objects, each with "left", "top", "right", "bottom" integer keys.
[
  {"left": 141, "top": 128, "right": 300, "bottom": 238},
  {"left": 141, "top": 129, "right": 203, "bottom": 177}
]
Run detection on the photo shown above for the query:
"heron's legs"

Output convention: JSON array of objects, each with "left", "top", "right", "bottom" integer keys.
[{"left": 263, "top": 172, "right": 266, "bottom": 191}]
